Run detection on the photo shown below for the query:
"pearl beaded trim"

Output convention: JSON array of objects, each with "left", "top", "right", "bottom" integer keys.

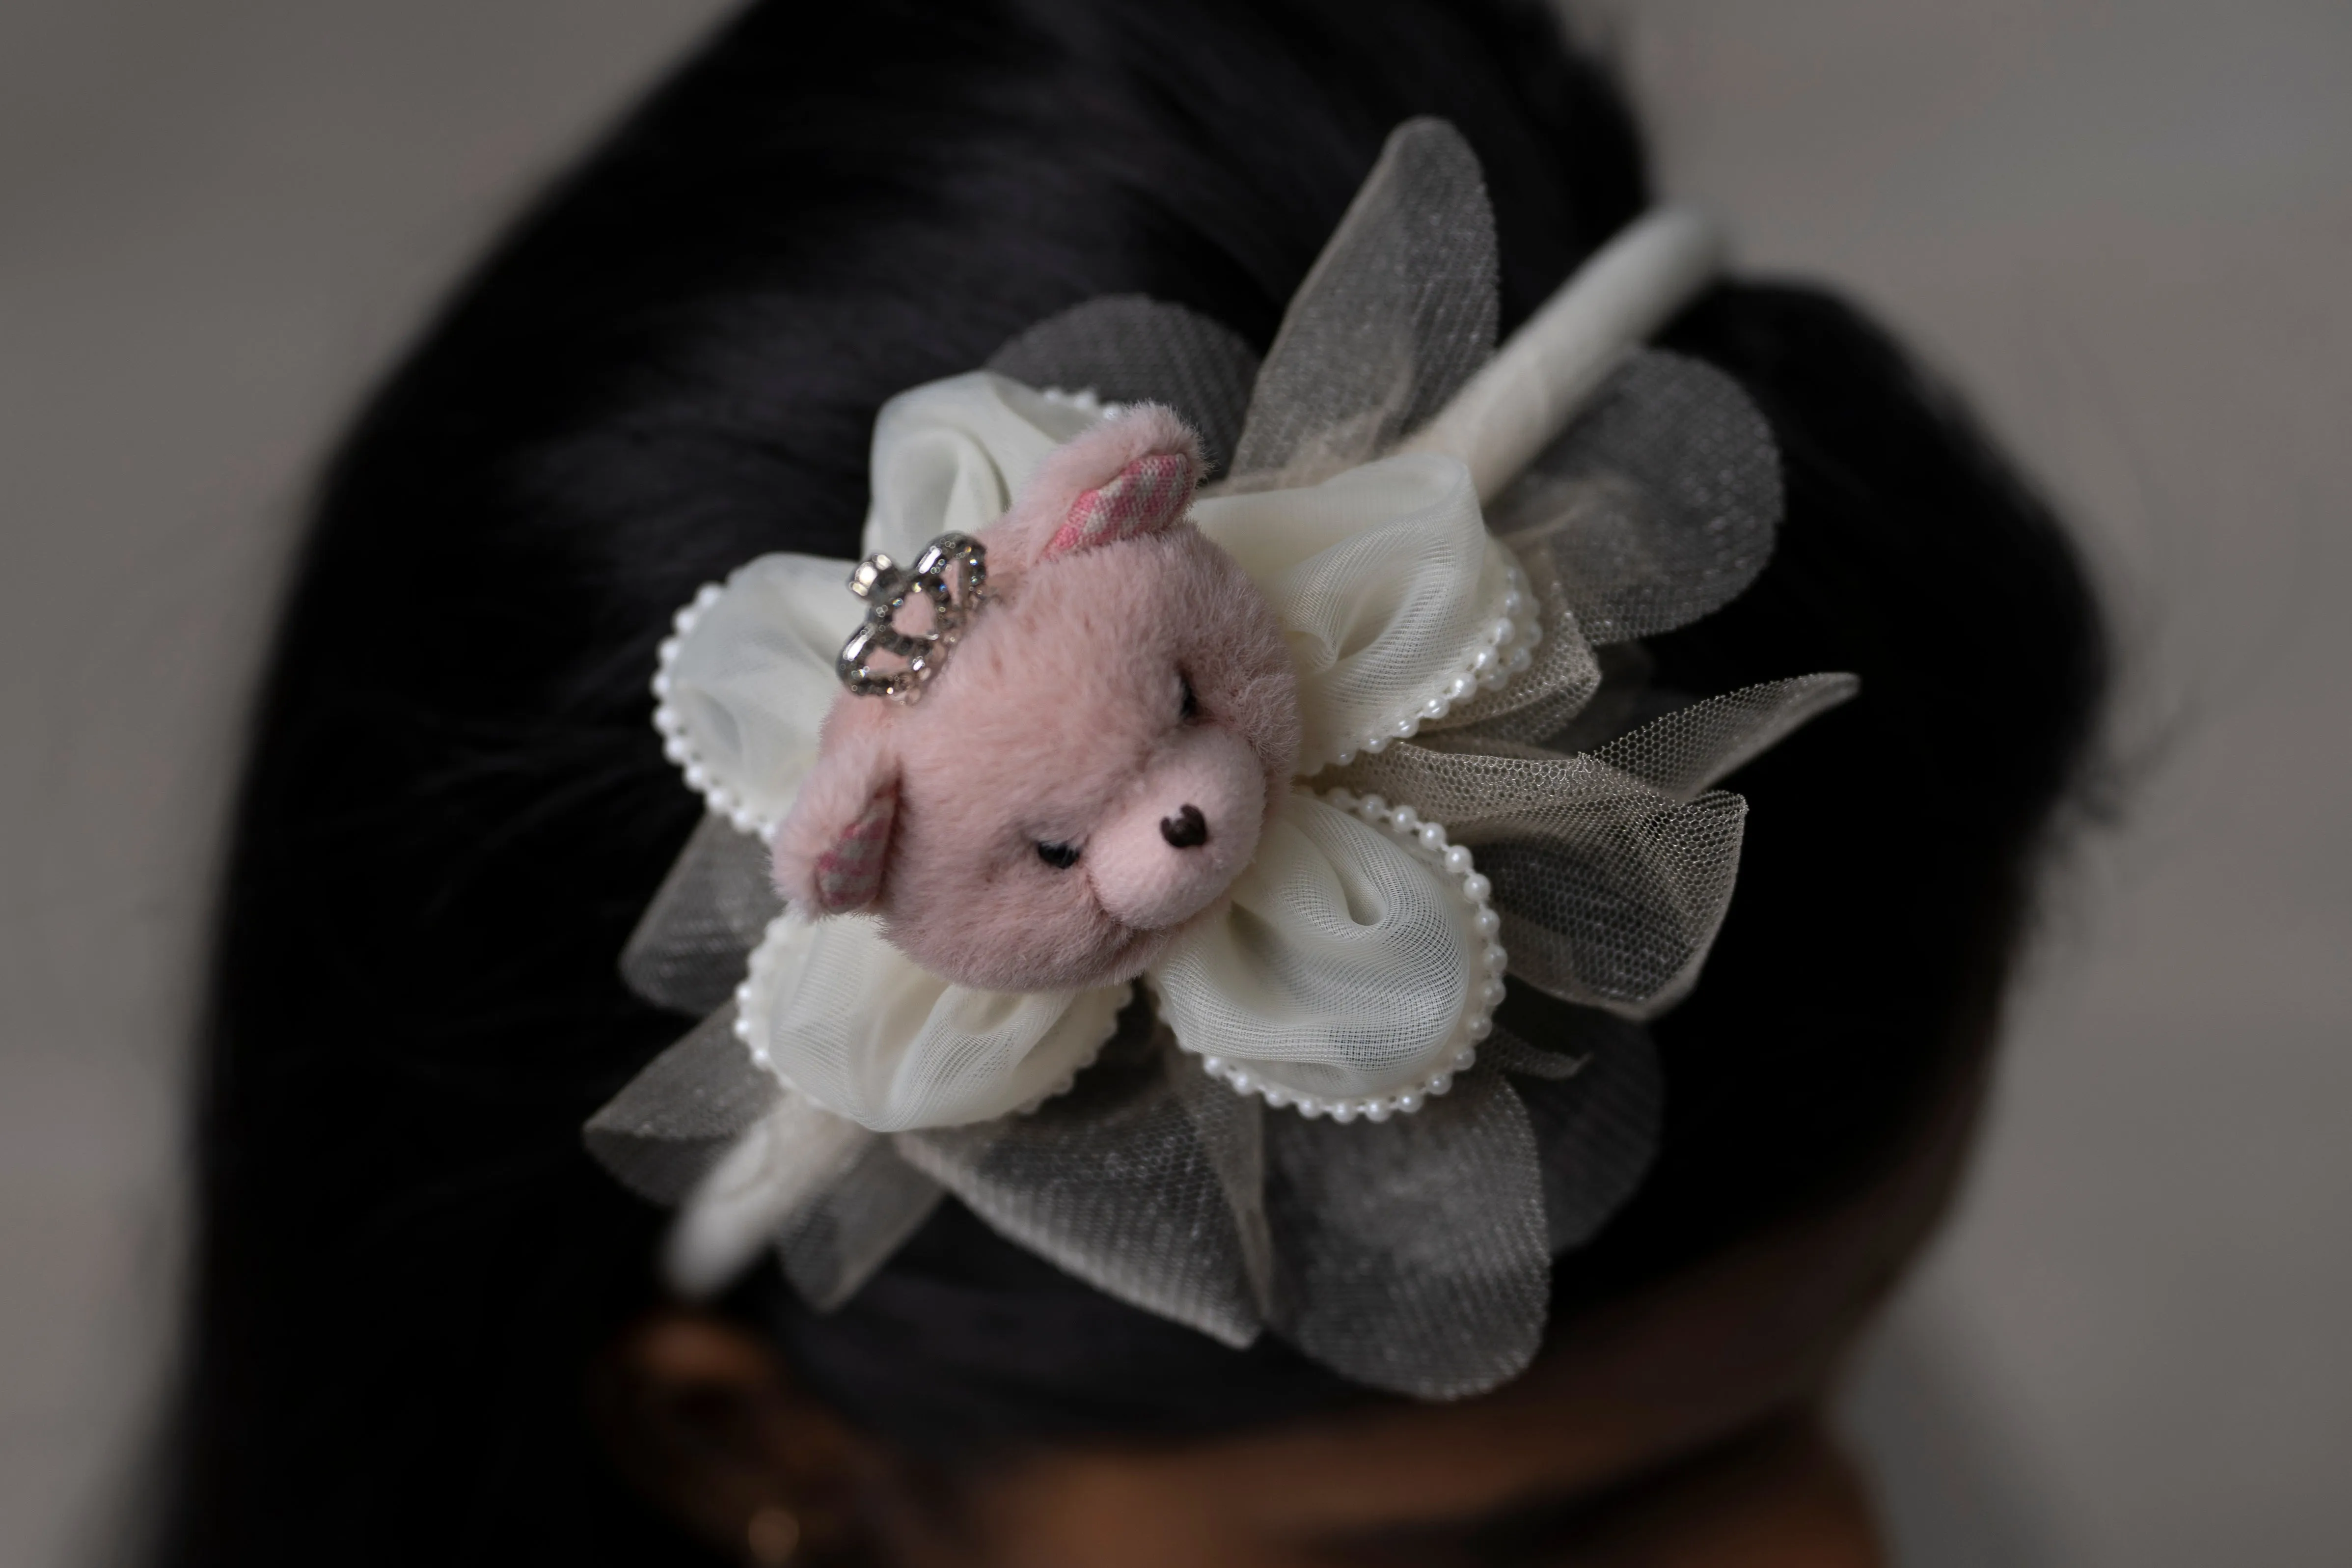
[
  {"left": 732, "top": 914, "right": 796, "bottom": 1080},
  {"left": 1193, "top": 789, "right": 1507, "bottom": 1122},
  {"left": 1038, "top": 386, "right": 1126, "bottom": 419},
  {"left": 1315, "top": 560, "right": 1542, "bottom": 773},
  {"left": 651, "top": 581, "right": 778, "bottom": 840}
]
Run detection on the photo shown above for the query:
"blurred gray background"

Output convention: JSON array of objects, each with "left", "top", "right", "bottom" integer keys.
[{"left": 3, "top": 1, "right": 2345, "bottom": 1563}]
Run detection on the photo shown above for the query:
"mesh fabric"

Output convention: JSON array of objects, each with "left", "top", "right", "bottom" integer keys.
[
  {"left": 1227, "top": 119, "right": 1497, "bottom": 488},
  {"left": 620, "top": 812, "right": 782, "bottom": 1016},
  {"left": 1490, "top": 351, "right": 1780, "bottom": 643},
  {"left": 988, "top": 295, "right": 1261, "bottom": 478}
]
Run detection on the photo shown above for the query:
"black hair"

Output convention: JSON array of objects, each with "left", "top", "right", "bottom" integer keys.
[{"left": 157, "top": 0, "right": 2104, "bottom": 1563}]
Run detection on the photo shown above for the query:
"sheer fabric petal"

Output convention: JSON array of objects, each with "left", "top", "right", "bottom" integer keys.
[
  {"left": 862, "top": 370, "right": 1104, "bottom": 565},
  {"left": 1195, "top": 455, "right": 1515, "bottom": 772},
  {"left": 1229, "top": 118, "right": 1497, "bottom": 487},
  {"left": 1152, "top": 794, "right": 1481, "bottom": 1102},
  {"left": 662, "top": 552, "right": 858, "bottom": 831},
  {"left": 897, "top": 1017, "right": 1272, "bottom": 1348},
  {"left": 988, "top": 296, "right": 1261, "bottom": 478},
  {"left": 620, "top": 812, "right": 784, "bottom": 1016},
  {"left": 742, "top": 913, "right": 1129, "bottom": 1131},
  {"left": 1337, "top": 742, "right": 1747, "bottom": 1018},
  {"left": 1488, "top": 351, "right": 1780, "bottom": 644},
  {"left": 1265, "top": 1067, "right": 1549, "bottom": 1397}
]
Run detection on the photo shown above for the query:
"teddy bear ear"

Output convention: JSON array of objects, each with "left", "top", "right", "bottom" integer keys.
[
  {"left": 771, "top": 732, "right": 900, "bottom": 916},
  {"left": 997, "top": 404, "right": 1204, "bottom": 567},
  {"left": 1044, "top": 447, "right": 1200, "bottom": 558}
]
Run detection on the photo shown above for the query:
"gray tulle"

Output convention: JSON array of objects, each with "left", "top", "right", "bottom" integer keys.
[{"left": 988, "top": 296, "right": 1261, "bottom": 480}]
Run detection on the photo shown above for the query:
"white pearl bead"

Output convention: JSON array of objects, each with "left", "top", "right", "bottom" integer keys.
[
  {"left": 684, "top": 765, "right": 710, "bottom": 790},
  {"left": 1395, "top": 1091, "right": 1424, "bottom": 1114},
  {"left": 1479, "top": 978, "right": 1507, "bottom": 1007},
  {"left": 1417, "top": 822, "right": 1448, "bottom": 852},
  {"left": 1502, "top": 591, "right": 1527, "bottom": 618},
  {"left": 1389, "top": 804, "right": 1419, "bottom": 831},
  {"left": 1490, "top": 617, "right": 1516, "bottom": 646},
  {"left": 1421, "top": 696, "right": 1448, "bottom": 719},
  {"left": 1426, "top": 1072, "right": 1454, "bottom": 1097},
  {"left": 735, "top": 983, "right": 754, "bottom": 1005},
  {"left": 1470, "top": 645, "right": 1497, "bottom": 672},
  {"left": 1482, "top": 942, "right": 1508, "bottom": 972},
  {"left": 1357, "top": 794, "right": 1387, "bottom": 821},
  {"left": 1335, "top": 749, "right": 1356, "bottom": 766},
  {"left": 1447, "top": 674, "right": 1476, "bottom": 701},
  {"left": 1391, "top": 715, "right": 1418, "bottom": 738},
  {"left": 1443, "top": 845, "right": 1473, "bottom": 873},
  {"left": 1264, "top": 1088, "right": 1292, "bottom": 1108},
  {"left": 1229, "top": 1070, "right": 1256, "bottom": 1094},
  {"left": 731, "top": 809, "right": 757, "bottom": 833},
  {"left": 1330, "top": 1101, "right": 1359, "bottom": 1124},
  {"left": 1299, "top": 1098, "right": 1327, "bottom": 1118},
  {"left": 1474, "top": 908, "right": 1502, "bottom": 938},
  {"left": 651, "top": 673, "right": 672, "bottom": 699},
  {"left": 1460, "top": 871, "right": 1491, "bottom": 903},
  {"left": 1366, "top": 735, "right": 1390, "bottom": 753},
  {"left": 1453, "top": 1045, "right": 1478, "bottom": 1070},
  {"left": 1326, "top": 788, "right": 1356, "bottom": 809},
  {"left": 1203, "top": 1056, "right": 1227, "bottom": 1075},
  {"left": 1477, "top": 668, "right": 1506, "bottom": 690},
  {"left": 672, "top": 608, "right": 697, "bottom": 633},
  {"left": 1521, "top": 618, "right": 1542, "bottom": 647},
  {"left": 1506, "top": 646, "right": 1532, "bottom": 673},
  {"left": 696, "top": 583, "right": 723, "bottom": 607},
  {"left": 1466, "top": 1015, "right": 1493, "bottom": 1042},
  {"left": 663, "top": 738, "right": 690, "bottom": 764},
  {"left": 658, "top": 637, "right": 682, "bottom": 662}
]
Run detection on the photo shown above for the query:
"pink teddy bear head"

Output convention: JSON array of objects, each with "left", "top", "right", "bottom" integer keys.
[{"left": 772, "top": 406, "right": 1302, "bottom": 993}]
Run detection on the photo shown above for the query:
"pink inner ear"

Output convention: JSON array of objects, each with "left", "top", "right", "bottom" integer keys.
[
  {"left": 1046, "top": 451, "right": 1197, "bottom": 557},
  {"left": 813, "top": 788, "right": 895, "bottom": 912}
]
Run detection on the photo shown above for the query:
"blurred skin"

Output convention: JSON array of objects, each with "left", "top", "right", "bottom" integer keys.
[{"left": 597, "top": 1061, "right": 1984, "bottom": 1567}]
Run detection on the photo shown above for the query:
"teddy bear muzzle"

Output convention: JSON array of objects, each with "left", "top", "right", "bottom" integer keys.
[{"left": 1083, "top": 725, "right": 1267, "bottom": 935}]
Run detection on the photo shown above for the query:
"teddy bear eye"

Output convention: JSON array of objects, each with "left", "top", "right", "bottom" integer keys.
[
  {"left": 1036, "top": 841, "right": 1082, "bottom": 870},
  {"left": 1178, "top": 672, "right": 1200, "bottom": 721}
]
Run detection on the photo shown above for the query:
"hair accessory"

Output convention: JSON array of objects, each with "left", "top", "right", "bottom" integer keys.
[
  {"left": 835, "top": 532, "right": 988, "bottom": 700},
  {"left": 593, "top": 120, "right": 1856, "bottom": 1400}
]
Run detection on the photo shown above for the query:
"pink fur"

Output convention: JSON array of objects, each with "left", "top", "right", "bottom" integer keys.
[{"left": 773, "top": 408, "right": 1300, "bottom": 992}]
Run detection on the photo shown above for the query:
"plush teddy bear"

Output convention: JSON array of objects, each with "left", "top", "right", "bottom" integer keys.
[{"left": 770, "top": 406, "right": 1302, "bottom": 994}]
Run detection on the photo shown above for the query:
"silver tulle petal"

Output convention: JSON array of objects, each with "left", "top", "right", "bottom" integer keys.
[
  {"left": 988, "top": 295, "right": 1261, "bottom": 479},
  {"left": 619, "top": 812, "right": 780, "bottom": 1017},
  {"left": 1337, "top": 741, "right": 1748, "bottom": 1018},
  {"left": 584, "top": 1002, "right": 782, "bottom": 1203},
  {"left": 1490, "top": 350, "right": 1781, "bottom": 644},
  {"left": 895, "top": 1014, "right": 1272, "bottom": 1348},
  {"left": 1263, "top": 1066, "right": 1551, "bottom": 1398},
  {"left": 1228, "top": 118, "right": 1498, "bottom": 489}
]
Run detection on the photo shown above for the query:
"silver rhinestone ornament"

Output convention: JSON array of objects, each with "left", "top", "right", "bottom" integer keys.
[{"left": 836, "top": 533, "right": 989, "bottom": 701}]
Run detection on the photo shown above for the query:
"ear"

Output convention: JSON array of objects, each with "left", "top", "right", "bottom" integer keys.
[
  {"left": 590, "top": 1310, "right": 879, "bottom": 1565},
  {"left": 992, "top": 404, "right": 1204, "bottom": 567},
  {"left": 771, "top": 729, "right": 899, "bottom": 915}
]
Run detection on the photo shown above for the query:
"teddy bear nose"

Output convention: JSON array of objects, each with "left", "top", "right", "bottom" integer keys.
[{"left": 1160, "top": 804, "right": 1209, "bottom": 849}]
